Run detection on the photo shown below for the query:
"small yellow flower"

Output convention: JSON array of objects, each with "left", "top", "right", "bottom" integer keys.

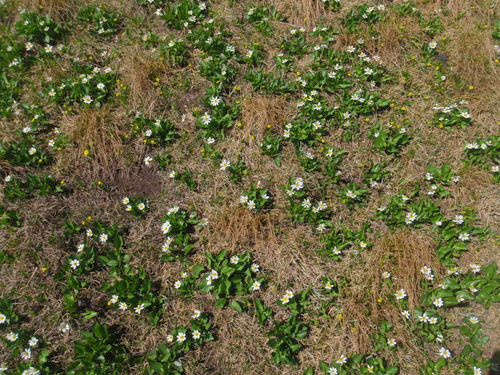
[
  {"left": 337, "top": 313, "right": 343, "bottom": 320},
  {"left": 97, "top": 181, "right": 102, "bottom": 185},
  {"left": 377, "top": 298, "right": 383, "bottom": 303},
  {"left": 84, "top": 149, "right": 89, "bottom": 156},
  {"left": 87, "top": 216, "right": 92, "bottom": 221},
  {"left": 42, "top": 267, "right": 47, "bottom": 272},
  {"left": 469, "top": 86, "right": 474, "bottom": 90}
]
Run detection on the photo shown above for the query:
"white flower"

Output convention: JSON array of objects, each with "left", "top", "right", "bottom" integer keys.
[
  {"left": 429, "top": 41, "right": 437, "bottom": 49},
  {"left": 69, "top": 259, "right": 80, "bottom": 270},
  {"left": 220, "top": 159, "right": 230, "bottom": 170},
  {"left": 59, "top": 322, "right": 71, "bottom": 333},
  {"left": 469, "top": 316, "right": 479, "bottom": 324},
  {"left": 109, "top": 295, "right": 119, "bottom": 304},
  {"left": 492, "top": 165, "right": 499, "bottom": 172},
  {"left": 252, "top": 281, "right": 261, "bottom": 291},
  {"left": 28, "top": 147, "right": 37, "bottom": 155},
  {"left": 192, "top": 309, "right": 201, "bottom": 319},
  {"left": 395, "top": 289, "right": 407, "bottom": 300},
  {"left": 83, "top": 95, "right": 92, "bottom": 104},
  {"left": 161, "top": 221, "right": 171, "bottom": 234},
  {"left": 28, "top": 337, "right": 38, "bottom": 347},
  {"left": 401, "top": 310, "right": 410, "bottom": 319},
  {"left": 251, "top": 263, "right": 260, "bottom": 272},
  {"left": 453, "top": 215, "right": 464, "bottom": 224},
  {"left": 210, "top": 96, "right": 221, "bottom": 106},
  {"left": 22, "top": 367, "right": 40, "bottom": 375},
  {"left": 97, "top": 82, "right": 105, "bottom": 90},
  {"left": 230, "top": 255, "right": 239, "bottom": 264},
  {"left": 21, "top": 348, "right": 31, "bottom": 360},
  {"left": 6, "top": 332, "right": 18, "bottom": 341},
  {"left": 337, "top": 354, "right": 347, "bottom": 364},
  {"left": 473, "top": 367, "right": 482, "bottom": 375},
  {"left": 176, "top": 332, "right": 186, "bottom": 342},
  {"left": 405, "top": 212, "right": 417, "bottom": 224},
  {"left": 122, "top": 197, "right": 129, "bottom": 205},
  {"left": 192, "top": 330, "right": 201, "bottom": 339},
  {"left": 458, "top": 232, "right": 470, "bottom": 241},
  {"left": 433, "top": 298, "right": 444, "bottom": 308},
  {"left": 439, "top": 347, "right": 451, "bottom": 359},
  {"left": 134, "top": 304, "right": 145, "bottom": 314},
  {"left": 387, "top": 338, "right": 397, "bottom": 347},
  {"left": 99, "top": 233, "right": 108, "bottom": 243},
  {"left": 137, "top": 203, "right": 146, "bottom": 211},
  {"left": 470, "top": 264, "right": 481, "bottom": 273},
  {"left": 0, "top": 314, "right": 7, "bottom": 324},
  {"left": 144, "top": 156, "right": 153, "bottom": 166},
  {"left": 382, "top": 271, "right": 391, "bottom": 279}
]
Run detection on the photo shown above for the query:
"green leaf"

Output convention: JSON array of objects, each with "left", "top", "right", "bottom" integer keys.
[
  {"left": 229, "top": 300, "right": 243, "bottom": 313},
  {"left": 82, "top": 310, "right": 98, "bottom": 319},
  {"left": 215, "top": 298, "right": 228, "bottom": 308}
]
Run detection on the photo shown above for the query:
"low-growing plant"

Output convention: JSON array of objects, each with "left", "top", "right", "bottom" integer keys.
[
  {"left": 239, "top": 181, "right": 273, "bottom": 212},
  {"left": 3, "top": 174, "right": 66, "bottom": 201},
  {"left": 268, "top": 289, "right": 310, "bottom": 365},
  {"left": 130, "top": 114, "right": 177, "bottom": 146},
  {"left": 318, "top": 221, "right": 371, "bottom": 260},
  {"left": 121, "top": 196, "right": 149, "bottom": 217},
  {"left": 342, "top": 4, "right": 386, "bottom": 33},
  {"left": 281, "top": 177, "right": 329, "bottom": 225},
  {"left": 245, "top": 5, "right": 285, "bottom": 35},
  {"left": 338, "top": 182, "right": 369, "bottom": 209},
  {"left": 431, "top": 100, "right": 473, "bottom": 129},
  {"left": 260, "top": 134, "right": 283, "bottom": 165},
  {"left": 67, "top": 323, "right": 131, "bottom": 374},
  {"left": 15, "top": 10, "right": 64, "bottom": 45},
  {"left": 160, "top": 206, "right": 202, "bottom": 261},
  {"left": 0, "top": 206, "right": 21, "bottom": 229},
  {"left": 198, "top": 249, "right": 265, "bottom": 310},
  {"left": 370, "top": 122, "right": 411, "bottom": 155},
  {"left": 78, "top": 5, "right": 123, "bottom": 39}
]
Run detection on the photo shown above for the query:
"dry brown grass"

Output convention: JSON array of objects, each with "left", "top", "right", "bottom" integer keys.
[
  {"left": 56, "top": 106, "right": 127, "bottom": 181},
  {"left": 446, "top": 17, "right": 500, "bottom": 91},
  {"left": 271, "top": 0, "right": 327, "bottom": 27},
  {"left": 118, "top": 49, "right": 169, "bottom": 116},
  {"left": 20, "top": 0, "right": 79, "bottom": 20}
]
